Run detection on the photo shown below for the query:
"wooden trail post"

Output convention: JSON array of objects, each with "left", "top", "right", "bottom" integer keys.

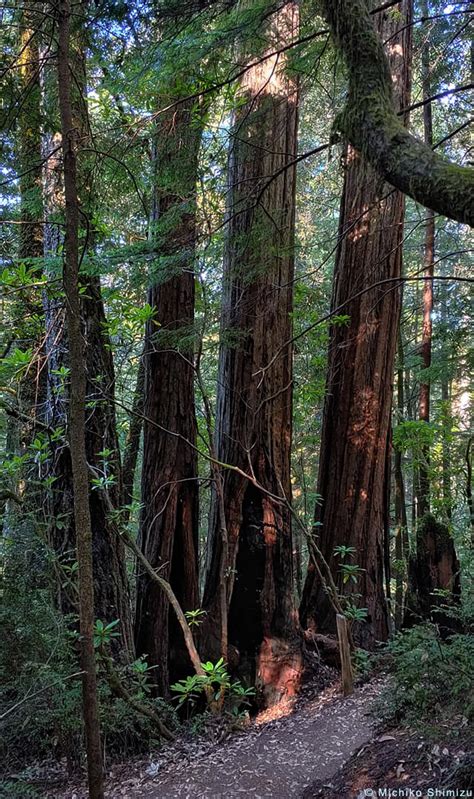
[{"left": 336, "top": 613, "right": 354, "bottom": 696}]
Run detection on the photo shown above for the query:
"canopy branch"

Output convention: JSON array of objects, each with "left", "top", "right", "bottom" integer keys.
[{"left": 321, "top": 0, "right": 474, "bottom": 226}]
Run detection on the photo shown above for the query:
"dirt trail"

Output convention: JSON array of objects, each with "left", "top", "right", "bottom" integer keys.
[{"left": 107, "top": 679, "right": 384, "bottom": 799}]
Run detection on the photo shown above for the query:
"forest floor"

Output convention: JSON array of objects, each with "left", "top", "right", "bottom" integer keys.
[
  {"left": 303, "top": 723, "right": 473, "bottom": 798},
  {"left": 18, "top": 671, "right": 472, "bottom": 798},
  {"left": 46, "top": 675, "right": 385, "bottom": 798}
]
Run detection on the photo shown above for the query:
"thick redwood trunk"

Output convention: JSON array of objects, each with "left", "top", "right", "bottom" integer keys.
[
  {"left": 43, "top": 277, "right": 133, "bottom": 654},
  {"left": 202, "top": 3, "right": 302, "bottom": 706},
  {"left": 300, "top": 1, "right": 413, "bottom": 649},
  {"left": 18, "top": 10, "right": 43, "bottom": 265},
  {"left": 134, "top": 103, "right": 201, "bottom": 695}
]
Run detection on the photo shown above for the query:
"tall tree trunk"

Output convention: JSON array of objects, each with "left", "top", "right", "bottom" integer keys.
[
  {"left": 56, "top": 0, "right": 104, "bottom": 793},
  {"left": 417, "top": 0, "right": 434, "bottom": 519},
  {"left": 42, "top": 12, "right": 133, "bottom": 656},
  {"left": 394, "top": 332, "right": 408, "bottom": 630},
  {"left": 440, "top": 305, "right": 452, "bottom": 522},
  {"left": 10, "top": 5, "right": 45, "bottom": 509},
  {"left": 300, "top": 1, "right": 413, "bottom": 649},
  {"left": 405, "top": 7, "right": 460, "bottom": 624},
  {"left": 202, "top": 2, "right": 302, "bottom": 707},
  {"left": 121, "top": 346, "right": 145, "bottom": 521},
  {"left": 18, "top": 8, "right": 43, "bottom": 265},
  {"left": 134, "top": 98, "right": 201, "bottom": 695}
]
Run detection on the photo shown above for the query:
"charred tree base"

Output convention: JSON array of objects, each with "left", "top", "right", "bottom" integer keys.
[
  {"left": 404, "top": 513, "right": 461, "bottom": 634},
  {"left": 256, "top": 635, "right": 305, "bottom": 707}
]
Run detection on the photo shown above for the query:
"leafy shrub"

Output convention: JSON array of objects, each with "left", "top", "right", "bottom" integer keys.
[
  {"left": 352, "top": 647, "right": 373, "bottom": 678},
  {"left": 0, "top": 580, "right": 83, "bottom": 772},
  {"left": 171, "top": 658, "right": 255, "bottom": 718},
  {"left": 0, "top": 780, "right": 41, "bottom": 798},
  {"left": 375, "top": 622, "right": 474, "bottom": 730},
  {"left": 0, "top": 540, "right": 177, "bottom": 775}
]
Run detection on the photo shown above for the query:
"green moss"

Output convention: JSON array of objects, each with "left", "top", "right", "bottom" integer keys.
[{"left": 320, "top": 0, "right": 474, "bottom": 225}]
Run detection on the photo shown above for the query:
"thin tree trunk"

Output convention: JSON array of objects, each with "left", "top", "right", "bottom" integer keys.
[
  {"left": 417, "top": 0, "right": 434, "bottom": 519},
  {"left": 394, "top": 332, "right": 408, "bottom": 630},
  {"left": 121, "top": 345, "right": 145, "bottom": 520},
  {"left": 439, "top": 279, "right": 452, "bottom": 520},
  {"left": 134, "top": 97, "right": 201, "bottom": 695},
  {"left": 42, "top": 17, "right": 133, "bottom": 656},
  {"left": 300, "top": 1, "right": 413, "bottom": 649},
  {"left": 404, "top": 2, "right": 460, "bottom": 628},
  {"left": 202, "top": 2, "right": 302, "bottom": 707},
  {"left": 56, "top": 0, "right": 103, "bottom": 794}
]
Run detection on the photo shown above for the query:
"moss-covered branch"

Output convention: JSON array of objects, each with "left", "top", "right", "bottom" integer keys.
[{"left": 321, "top": 0, "right": 474, "bottom": 226}]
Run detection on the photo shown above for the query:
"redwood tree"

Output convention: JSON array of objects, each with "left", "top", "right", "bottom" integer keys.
[
  {"left": 134, "top": 94, "right": 202, "bottom": 694},
  {"left": 14, "top": 5, "right": 45, "bottom": 483},
  {"left": 202, "top": 2, "right": 302, "bottom": 706},
  {"left": 300, "top": 1, "right": 413, "bottom": 649}
]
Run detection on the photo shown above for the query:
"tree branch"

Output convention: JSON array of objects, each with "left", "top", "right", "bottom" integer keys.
[{"left": 321, "top": 0, "right": 474, "bottom": 225}]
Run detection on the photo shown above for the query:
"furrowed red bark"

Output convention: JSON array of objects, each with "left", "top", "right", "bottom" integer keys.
[
  {"left": 300, "top": 1, "right": 413, "bottom": 649},
  {"left": 321, "top": 0, "right": 474, "bottom": 225},
  {"left": 202, "top": 2, "right": 303, "bottom": 706},
  {"left": 56, "top": 0, "right": 103, "bottom": 794},
  {"left": 134, "top": 98, "right": 201, "bottom": 695}
]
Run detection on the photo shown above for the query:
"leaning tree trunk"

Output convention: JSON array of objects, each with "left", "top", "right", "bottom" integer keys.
[
  {"left": 202, "top": 2, "right": 302, "bottom": 707},
  {"left": 300, "top": 0, "right": 413, "bottom": 649},
  {"left": 134, "top": 98, "right": 202, "bottom": 695},
  {"left": 42, "top": 14, "right": 133, "bottom": 656}
]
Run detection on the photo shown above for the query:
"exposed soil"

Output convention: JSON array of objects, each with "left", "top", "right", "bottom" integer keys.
[
  {"left": 36, "top": 675, "right": 385, "bottom": 798},
  {"left": 303, "top": 724, "right": 473, "bottom": 799},
  {"left": 16, "top": 675, "right": 472, "bottom": 799},
  {"left": 133, "top": 679, "right": 384, "bottom": 799}
]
